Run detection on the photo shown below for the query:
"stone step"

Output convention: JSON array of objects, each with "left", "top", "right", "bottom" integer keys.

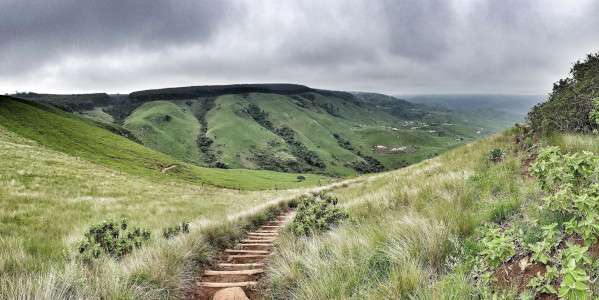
[
  {"left": 247, "top": 232, "right": 278, "bottom": 236},
  {"left": 238, "top": 243, "right": 272, "bottom": 247},
  {"left": 197, "top": 281, "right": 257, "bottom": 288},
  {"left": 204, "top": 269, "right": 264, "bottom": 276},
  {"left": 225, "top": 249, "right": 269, "bottom": 254},
  {"left": 228, "top": 254, "right": 270, "bottom": 259},
  {"left": 217, "top": 262, "right": 265, "bottom": 268},
  {"left": 241, "top": 239, "right": 276, "bottom": 243},
  {"left": 254, "top": 230, "right": 278, "bottom": 233},
  {"left": 261, "top": 225, "right": 282, "bottom": 229}
]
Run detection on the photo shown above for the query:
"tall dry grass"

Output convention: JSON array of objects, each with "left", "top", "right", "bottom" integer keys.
[{"left": 263, "top": 132, "right": 533, "bottom": 299}]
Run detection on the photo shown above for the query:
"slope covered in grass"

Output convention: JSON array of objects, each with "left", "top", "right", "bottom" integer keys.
[
  {"left": 15, "top": 84, "right": 519, "bottom": 177},
  {"left": 124, "top": 100, "right": 201, "bottom": 163},
  {"left": 0, "top": 97, "right": 329, "bottom": 190},
  {"left": 0, "top": 115, "right": 345, "bottom": 299},
  {"left": 263, "top": 131, "right": 537, "bottom": 299},
  {"left": 264, "top": 52, "right": 599, "bottom": 299},
  {"left": 206, "top": 94, "right": 289, "bottom": 169},
  {"left": 199, "top": 93, "right": 470, "bottom": 176}
]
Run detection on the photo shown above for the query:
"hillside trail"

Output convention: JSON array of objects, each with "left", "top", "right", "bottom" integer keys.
[{"left": 192, "top": 210, "right": 295, "bottom": 300}]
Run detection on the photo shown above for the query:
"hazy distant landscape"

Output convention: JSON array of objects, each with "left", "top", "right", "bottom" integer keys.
[
  {"left": 2, "top": 1, "right": 599, "bottom": 300},
  {"left": 402, "top": 94, "right": 544, "bottom": 119}
]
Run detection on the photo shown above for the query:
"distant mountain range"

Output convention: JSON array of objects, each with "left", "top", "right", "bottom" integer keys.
[{"left": 399, "top": 94, "right": 544, "bottom": 121}]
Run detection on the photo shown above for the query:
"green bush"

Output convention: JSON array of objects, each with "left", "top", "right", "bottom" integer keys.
[
  {"left": 289, "top": 192, "right": 348, "bottom": 236},
  {"left": 162, "top": 222, "right": 190, "bottom": 239},
  {"left": 478, "top": 227, "right": 515, "bottom": 269},
  {"left": 346, "top": 156, "right": 384, "bottom": 173},
  {"left": 528, "top": 52, "right": 599, "bottom": 134},
  {"left": 488, "top": 148, "right": 504, "bottom": 162},
  {"left": 77, "top": 218, "right": 151, "bottom": 261},
  {"left": 472, "top": 146, "right": 599, "bottom": 297}
]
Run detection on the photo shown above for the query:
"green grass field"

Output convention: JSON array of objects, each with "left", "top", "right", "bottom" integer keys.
[
  {"left": 263, "top": 130, "right": 599, "bottom": 299},
  {"left": 0, "top": 97, "right": 329, "bottom": 190},
  {"left": 263, "top": 131, "right": 533, "bottom": 298},
  {"left": 0, "top": 94, "right": 523, "bottom": 299},
  {"left": 0, "top": 101, "right": 337, "bottom": 299}
]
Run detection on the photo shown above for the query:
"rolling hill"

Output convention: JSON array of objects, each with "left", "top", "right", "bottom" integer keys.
[
  {"left": 14, "top": 84, "right": 520, "bottom": 177},
  {"left": 0, "top": 96, "right": 329, "bottom": 190}
]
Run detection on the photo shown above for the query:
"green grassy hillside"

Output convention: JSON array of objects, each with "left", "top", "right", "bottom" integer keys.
[
  {"left": 206, "top": 95, "right": 288, "bottom": 169},
  {"left": 0, "top": 118, "right": 333, "bottom": 299},
  {"left": 263, "top": 52, "right": 599, "bottom": 299},
  {"left": 14, "top": 84, "right": 518, "bottom": 177},
  {"left": 124, "top": 101, "right": 201, "bottom": 163},
  {"left": 116, "top": 90, "right": 501, "bottom": 177},
  {"left": 264, "top": 131, "right": 523, "bottom": 299},
  {"left": 0, "top": 97, "right": 329, "bottom": 190},
  {"left": 265, "top": 128, "right": 599, "bottom": 299}
]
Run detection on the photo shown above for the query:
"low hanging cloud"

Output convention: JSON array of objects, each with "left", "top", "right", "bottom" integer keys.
[{"left": 1, "top": 0, "right": 598, "bottom": 95}]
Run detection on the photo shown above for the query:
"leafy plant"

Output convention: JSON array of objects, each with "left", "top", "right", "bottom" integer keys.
[
  {"left": 529, "top": 223, "right": 559, "bottom": 264},
  {"left": 488, "top": 148, "right": 505, "bottom": 162},
  {"left": 478, "top": 227, "right": 515, "bottom": 268},
  {"left": 589, "top": 97, "right": 599, "bottom": 126},
  {"left": 77, "top": 218, "right": 151, "bottom": 261},
  {"left": 529, "top": 241, "right": 552, "bottom": 264},
  {"left": 162, "top": 222, "right": 190, "bottom": 239},
  {"left": 559, "top": 260, "right": 590, "bottom": 299},
  {"left": 527, "top": 265, "right": 558, "bottom": 295},
  {"left": 289, "top": 192, "right": 348, "bottom": 236}
]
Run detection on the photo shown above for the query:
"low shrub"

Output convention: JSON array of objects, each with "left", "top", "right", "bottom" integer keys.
[
  {"left": 488, "top": 148, "right": 505, "bottom": 162},
  {"left": 162, "top": 222, "right": 190, "bottom": 239},
  {"left": 472, "top": 146, "right": 599, "bottom": 298},
  {"left": 77, "top": 218, "right": 151, "bottom": 262},
  {"left": 289, "top": 192, "right": 348, "bottom": 236}
]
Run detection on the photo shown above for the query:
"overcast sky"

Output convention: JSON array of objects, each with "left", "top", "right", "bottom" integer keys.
[{"left": 1, "top": 0, "right": 598, "bottom": 95}]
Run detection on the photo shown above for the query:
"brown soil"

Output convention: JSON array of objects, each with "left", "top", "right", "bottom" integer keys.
[
  {"left": 495, "top": 255, "right": 545, "bottom": 291},
  {"left": 522, "top": 152, "right": 538, "bottom": 178},
  {"left": 494, "top": 255, "right": 560, "bottom": 300},
  {"left": 191, "top": 210, "right": 294, "bottom": 300}
]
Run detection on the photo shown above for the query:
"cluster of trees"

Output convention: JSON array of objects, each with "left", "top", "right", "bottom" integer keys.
[
  {"left": 246, "top": 104, "right": 326, "bottom": 171},
  {"left": 333, "top": 132, "right": 384, "bottom": 174},
  {"left": 192, "top": 98, "right": 227, "bottom": 168},
  {"left": 246, "top": 103, "right": 273, "bottom": 129},
  {"left": 528, "top": 53, "right": 599, "bottom": 134},
  {"left": 333, "top": 133, "right": 354, "bottom": 151},
  {"left": 346, "top": 155, "right": 385, "bottom": 174},
  {"left": 275, "top": 126, "right": 326, "bottom": 169}
]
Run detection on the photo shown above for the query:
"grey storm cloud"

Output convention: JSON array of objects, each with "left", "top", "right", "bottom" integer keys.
[
  {"left": 382, "top": 0, "right": 454, "bottom": 60},
  {"left": 1, "top": 0, "right": 599, "bottom": 95},
  {"left": 0, "top": 0, "right": 235, "bottom": 73}
]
